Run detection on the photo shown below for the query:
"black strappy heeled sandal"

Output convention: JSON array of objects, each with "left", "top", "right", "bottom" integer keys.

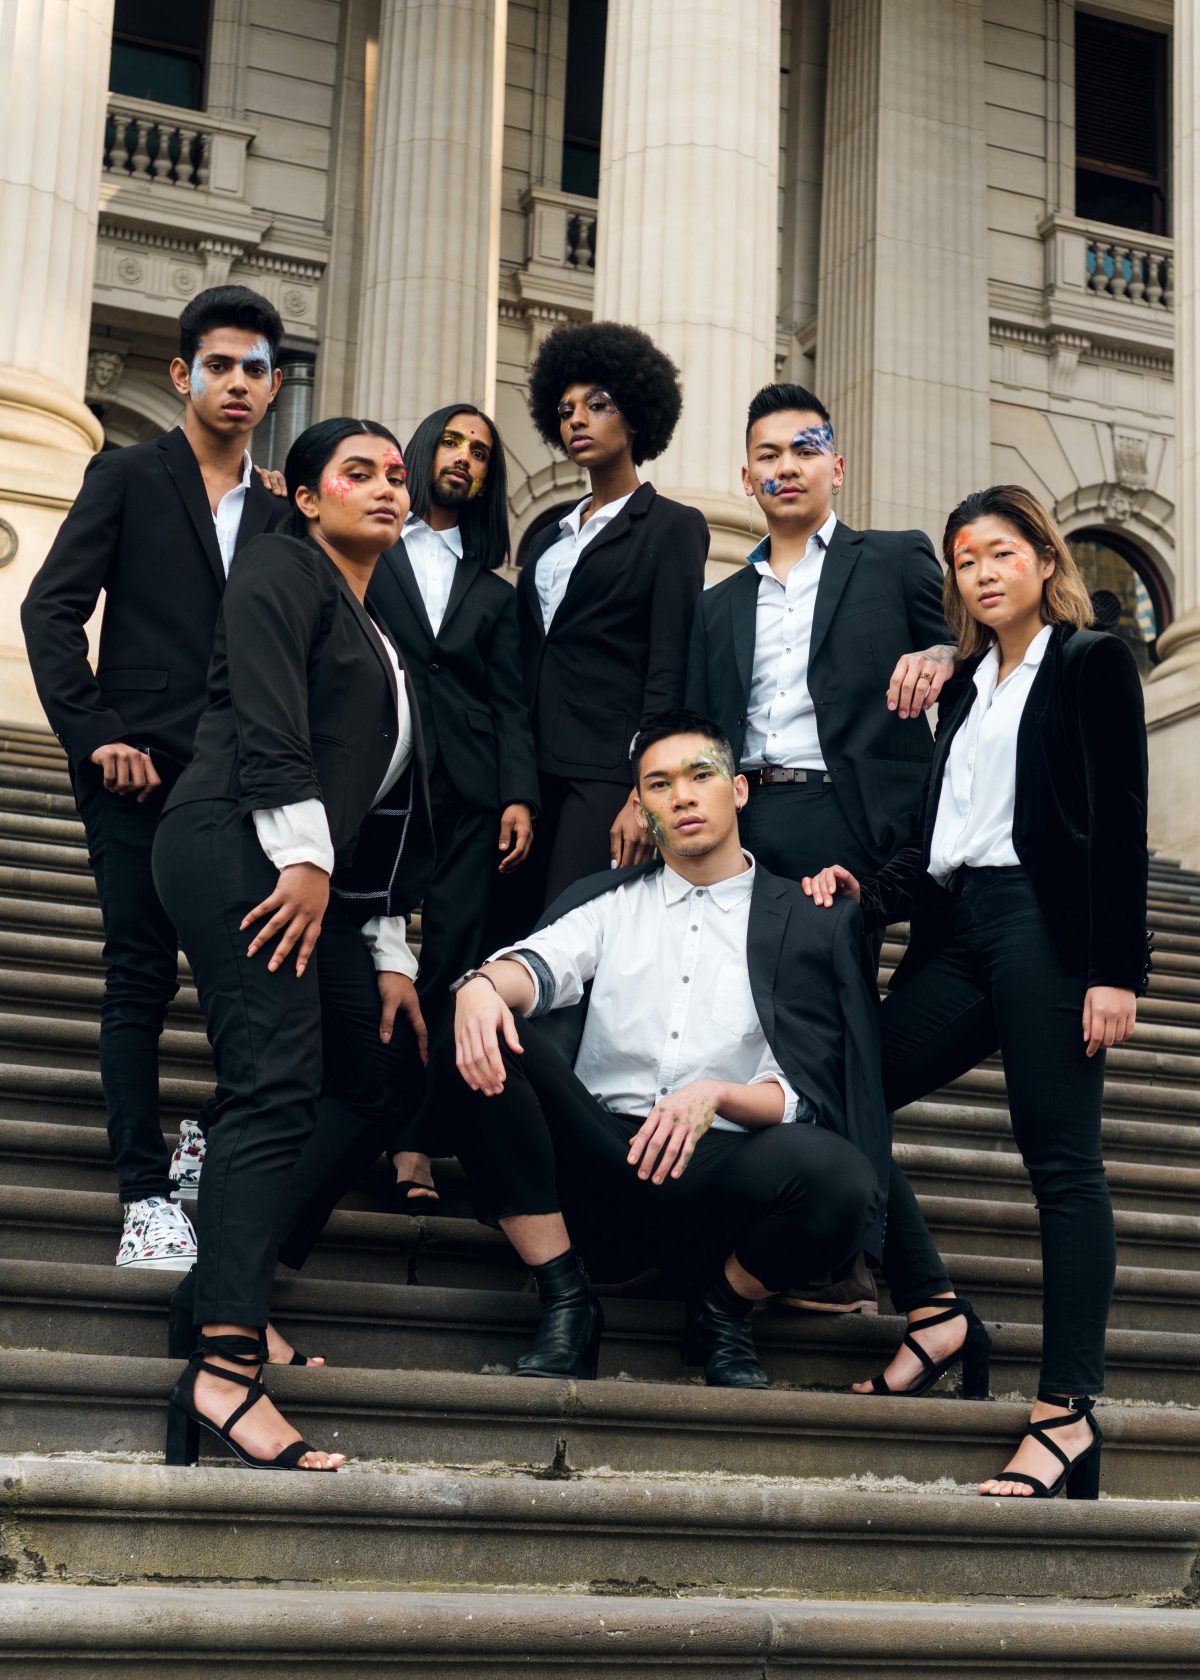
[
  {"left": 164, "top": 1331, "right": 334, "bottom": 1470},
  {"left": 167, "top": 1276, "right": 321, "bottom": 1365},
  {"left": 981, "top": 1392, "right": 1102, "bottom": 1500},
  {"left": 391, "top": 1178, "right": 440, "bottom": 1211},
  {"left": 861, "top": 1295, "right": 991, "bottom": 1398}
]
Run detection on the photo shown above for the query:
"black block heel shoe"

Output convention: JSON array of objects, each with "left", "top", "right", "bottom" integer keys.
[
  {"left": 164, "top": 1330, "right": 333, "bottom": 1470},
  {"left": 862, "top": 1295, "right": 991, "bottom": 1398},
  {"left": 514, "top": 1248, "right": 605, "bottom": 1380},
  {"left": 683, "top": 1271, "right": 769, "bottom": 1389},
  {"left": 981, "top": 1392, "right": 1103, "bottom": 1500}
]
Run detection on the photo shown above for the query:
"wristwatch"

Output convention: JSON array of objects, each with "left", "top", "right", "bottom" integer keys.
[{"left": 449, "top": 967, "right": 497, "bottom": 996}]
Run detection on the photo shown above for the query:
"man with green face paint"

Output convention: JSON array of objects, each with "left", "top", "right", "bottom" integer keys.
[{"left": 443, "top": 708, "right": 887, "bottom": 1390}]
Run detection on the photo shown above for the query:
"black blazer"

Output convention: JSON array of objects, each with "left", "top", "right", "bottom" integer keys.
[
  {"left": 517, "top": 482, "right": 709, "bottom": 780},
  {"left": 861, "top": 625, "right": 1151, "bottom": 995},
  {"left": 368, "top": 536, "right": 539, "bottom": 812},
  {"left": 21, "top": 426, "right": 281, "bottom": 774},
  {"left": 166, "top": 533, "right": 435, "bottom": 917},
  {"left": 686, "top": 521, "right": 951, "bottom": 863},
  {"left": 532, "top": 858, "right": 890, "bottom": 1260}
]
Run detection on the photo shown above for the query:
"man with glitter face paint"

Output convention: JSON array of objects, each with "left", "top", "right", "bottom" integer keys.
[{"left": 21, "top": 285, "right": 286, "bottom": 1271}]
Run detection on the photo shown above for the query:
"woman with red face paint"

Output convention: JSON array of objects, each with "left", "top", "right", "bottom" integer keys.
[
  {"left": 804, "top": 485, "right": 1149, "bottom": 1501},
  {"left": 152, "top": 418, "right": 436, "bottom": 1472}
]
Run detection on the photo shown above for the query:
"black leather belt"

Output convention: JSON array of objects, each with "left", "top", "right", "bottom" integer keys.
[{"left": 742, "top": 766, "right": 833, "bottom": 788}]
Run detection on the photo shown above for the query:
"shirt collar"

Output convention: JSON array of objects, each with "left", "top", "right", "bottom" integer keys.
[
  {"left": 976, "top": 622, "right": 1054, "bottom": 691},
  {"left": 559, "top": 488, "right": 636, "bottom": 540},
  {"left": 237, "top": 451, "right": 253, "bottom": 490},
  {"left": 405, "top": 513, "right": 463, "bottom": 558},
  {"left": 659, "top": 851, "right": 756, "bottom": 910},
  {"left": 748, "top": 509, "right": 837, "bottom": 574}
]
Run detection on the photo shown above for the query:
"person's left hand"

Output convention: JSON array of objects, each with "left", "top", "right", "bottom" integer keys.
[
  {"left": 497, "top": 802, "right": 534, "bottom": 873},
  {"left": 255, "top": 465, "right": 288, "bottom": 498},
  {"left": 1082, "top": 986, "right": 1136, "bottom": 1058},
  {"left": 887, "top": 646, "right": 955, "bottom": 718},
  {"left": 626, "top": 1079, "right": 725, "bottom": 1184},
  {"left": 610, "top": 789, "right": 653, "bottom": 869},
  {"left": 379, "top": 971, "right": 428, "bottom": 1063}
]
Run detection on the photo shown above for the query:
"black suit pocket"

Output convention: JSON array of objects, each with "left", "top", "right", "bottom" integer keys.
[
  {"left": 96, "top": 666, "right": 169, "bottom": 692},
  {"left": 552, "top": 699, "right": 631, "bottom": 771}
]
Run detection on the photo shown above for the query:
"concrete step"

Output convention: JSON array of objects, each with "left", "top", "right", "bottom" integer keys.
[
  {"left": 896, "top": 1097, "right": 1199, "bottom": 1171},
  {"left": 0, "top": 808, "right": 84, "bottom": 844},
  {"left": 944, "top": 1062, "right": 1200, "bottom": 1116},
  {"left": 3, "top": 1455, "right": 1198, "bottom": 1601},
  {"left": 2, "top": 1349, "right": 1197, "bottom": 1500},
  {"left": 0, "top": 1011, "right": 211, "bottom": 1078},
  {"left": 0, "top": 835, "right": 90, "bottom": 874},
  {"left": 897, "top": 1139, "right": 1200, "bottom": 1218},
  {"left": 0, "top": 1061, "right": 208, "bottom": 1126},
  {"left": 4, "top": 1587, "right": 1198, "bottom": 1680},
  {"left": 918, "top": 1192, "right": 1200, "bottom": 1272},
  {"left": 0, "top": 968, "right": 201, "bottom": 1023},
  {"left": 4, "top": 1260, "right": 1197, "bottom": 1404}
]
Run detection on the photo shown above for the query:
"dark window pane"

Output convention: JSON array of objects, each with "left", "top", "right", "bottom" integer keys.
[
  {"left": 1076, "top": 169, "right": 1159, "bottom": 236},
  {"left": 562, "top": 0, "right": 606, "bottom": 198},
  {"left": 562, "top": 141, "right": 601, "bottom": 199},
  {"left": 1070, "top": 535, "right": 1162, "bottom": 675},
  {"left": 1075, "top": 14, "right": 1168, "bottom": 234},
  {"left": 109, "top": 42, "right": 201, "bottom": 108},
  {"left": 113, "top": 0, "right": 209, "bottom": 51}
]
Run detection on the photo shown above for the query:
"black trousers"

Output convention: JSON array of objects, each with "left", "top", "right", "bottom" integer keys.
[
  {"left": 877, "top": 867, "right": 1114, "bottom": 1395},
  {"left": 77, "top": 765, "right": 198, "bottom": 1203},
  {"left": 388, "top": 761, "right": 498, "bottom": 1158},
  {"left": 490, "top": 772, "right": 630, "bottom": 945},
  {"left": 153, "top": 799, "right": 421, "bottom": 1325},
  {"left": 448, "top": 1023, "right": 879, "bottom": 1294}
]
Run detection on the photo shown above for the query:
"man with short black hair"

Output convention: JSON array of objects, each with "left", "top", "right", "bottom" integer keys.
[
  {"left": 445, "top": 709, "right": 885, "bottom": 1389},
  {"left": 22, "top": 284, "right": 286, "bottom": 1268}
]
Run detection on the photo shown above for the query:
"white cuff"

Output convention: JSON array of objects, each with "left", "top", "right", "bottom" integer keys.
[
  {"left": 362, "top": 913, "right": 419, "bottom": 980},
  {"left": 253, "top": 798, "right": 335, "bottom": 874},
  {"left": 749, "top": 1071, "right": 799, "bottom": 1124}
]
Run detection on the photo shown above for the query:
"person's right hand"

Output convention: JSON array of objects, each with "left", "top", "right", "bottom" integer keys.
[
  {"left": 454, "top": 975, "right": 522, "bottom": 1096},
  {"left": 241, "top": 862, "right": 329, "bottom": 976},
  {"left": 802, "top": 864, "right": 861, "bottom": 907},
  {"left": 89, "top": 742, "right": 162, "bottom": 802}
]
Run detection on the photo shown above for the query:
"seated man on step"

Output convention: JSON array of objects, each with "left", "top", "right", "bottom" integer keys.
[{"left": 446, "top": 709, "right": 885, "bottom": 1388}]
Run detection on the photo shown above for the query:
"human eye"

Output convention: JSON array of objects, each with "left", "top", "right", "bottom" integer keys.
[
  {"left": 242, "top": 360, "right": 268, "bottom": 377},
  {"left": 555, "top": 403, "right": 573, "bottom": 420}
]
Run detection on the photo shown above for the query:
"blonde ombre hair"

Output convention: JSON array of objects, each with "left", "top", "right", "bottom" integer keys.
[{"left": 941, "top": 485, "right": 1094, "bottom": 660}]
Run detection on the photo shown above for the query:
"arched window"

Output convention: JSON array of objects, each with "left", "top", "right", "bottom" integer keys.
[{"left": 1067, "top": 529, "right": 1167, "bottom": 676}]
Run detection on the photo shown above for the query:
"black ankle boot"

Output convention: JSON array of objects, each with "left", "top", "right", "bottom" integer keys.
[
  {"left": 683, "top": 1270, "right": 769, "bottom": 1388},
  {"left": 515, "top": 1248, "right": 605, "bottom": 1380}
]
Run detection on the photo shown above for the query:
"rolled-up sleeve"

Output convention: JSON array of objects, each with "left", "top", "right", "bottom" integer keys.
[
  {"left": 252, "top": 798, "right": 335, "bottom": 874},
  {"left": 748, "top": 1061, "right": 801, "bottom": 1125},
  {"left": 487, "top": 894, "right": 609, "bottom": 1017}
]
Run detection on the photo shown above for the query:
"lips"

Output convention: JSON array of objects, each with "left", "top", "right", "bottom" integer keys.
[
  {"left": 443, "top": 469, "right": 468, "bottom": 485},
  {"left": 569, "top": 436, "right": 593, "bottom": 451},
  {"left": 675, "top": 817, "right": 705, "bottom": 833},
  {"left": 223, "top": 405, "right": 250, "bottom": 419},
  {"left": 979, "top": 592, "right": 1004, "bottom": 606}
]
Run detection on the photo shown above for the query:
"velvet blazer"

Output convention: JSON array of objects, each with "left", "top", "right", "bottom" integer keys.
[{"left": 861, "top": 624, "right": 1151, "bottom": 995}]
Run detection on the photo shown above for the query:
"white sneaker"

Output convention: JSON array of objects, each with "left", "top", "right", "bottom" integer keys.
[
  {"left": 168, "top": 1116, "right": 206, "bottom": 1202},
  {"left": 116, "top": 1196, "right": 198, "bottom": 1270}
]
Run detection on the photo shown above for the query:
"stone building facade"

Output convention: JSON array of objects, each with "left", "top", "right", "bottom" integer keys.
[{"left": 2, "top": 0, "right": 1197, "bottom": 856}]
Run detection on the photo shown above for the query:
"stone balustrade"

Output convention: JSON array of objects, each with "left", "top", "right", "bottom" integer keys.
[
  {"left": 102, "top": 94, "right": 257, "bottom": 201},
  {"left": 1039, "top": 213, "right": 1174, "bottom": 352},
  {"left": 520, "top": 186, "right": 598, "bottom": 274},
  {"left": 1087, "top": 233, "right": 1174, "bottom": 310}
]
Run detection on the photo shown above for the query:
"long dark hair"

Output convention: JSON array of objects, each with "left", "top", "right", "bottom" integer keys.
[
  {"left": 404, "top": 403, "right": 510, "bottom": 567},
  {"left": 281, "top": 416, "right": 403, "bottom": 538}
]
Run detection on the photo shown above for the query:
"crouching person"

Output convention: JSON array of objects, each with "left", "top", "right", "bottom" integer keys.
[{"left": 444, "top": 709, "right": 886, "bottom": 1388}]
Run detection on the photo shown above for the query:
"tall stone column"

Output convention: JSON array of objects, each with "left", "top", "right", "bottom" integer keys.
[
  {"left": 815, "top": 0, "right": 990, "bottom": 543},
  {"left": 593, "top": 0, "right": 780, "bottom": 571},
  {"left": 1144, "top": 0, "right": 1200, "bottom": 863},
  {"left": 0, "top": 0, "right": 110, "bottom": 725},
  {"left": 353, "top": 0, "right": 500, "bottom": 447}
]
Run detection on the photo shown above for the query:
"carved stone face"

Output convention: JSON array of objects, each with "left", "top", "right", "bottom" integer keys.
[{"left": 86, "top": 350, "right": 125, "bottom": 400}]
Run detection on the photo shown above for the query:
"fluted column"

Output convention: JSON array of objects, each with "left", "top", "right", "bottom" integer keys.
[
  {"left": 593, "top": 0, "right": 780, "bottom": 569},
  {"left": 0, "top": 0, "right": 110, "bottom": 724},
  {"left": 353, "top": 0, "right": 500, "bottom": 446},
  {"left": 1144, "top": 0, "right": 1200, "bottom": 862},
  {"left": 815, "top": 0, "right": 990, "bottom": 542}
]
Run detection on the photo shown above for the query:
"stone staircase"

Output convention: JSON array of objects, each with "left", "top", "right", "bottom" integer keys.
[{"left": 0, "top": 723, "right": 1197, "bottom": 1676}]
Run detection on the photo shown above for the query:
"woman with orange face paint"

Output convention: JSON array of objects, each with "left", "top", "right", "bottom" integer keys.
[
  {"left": 804, "top": 485, "right": 1149, "bottom": 1501},
  {"left": 152, "top": 418, "right": 435, "bottom": 1472}
]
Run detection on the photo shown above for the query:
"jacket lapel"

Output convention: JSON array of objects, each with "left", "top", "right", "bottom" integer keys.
[
  {"left": 747, "top": 872, "right": 790, "bottom": 1047},
  {"left": 380, "top": 541, "right": 435, "bottom": 643},
  {"left": 330, "top": 563, "right": 400, "bottom": 712},
  {"left": 159, "top": 428, "right": 226, "bottom": 591},
  {"left": 232, "top": 474, "right": 277, "bottom": 556},
  {"left": 808, "top": 521, "right": 864, "bottom": 667},
  {"left": 438, "top": 553, "right": 479, "bottom": 637},
  {"left": 729, "top": 563, "right": 759, "bottom": 703},
  {"left": 553, "top": 481, "right": 656, "bottom": 625},
  {"left": 921, "top": 666, "right": 981, "bottom": 856}
]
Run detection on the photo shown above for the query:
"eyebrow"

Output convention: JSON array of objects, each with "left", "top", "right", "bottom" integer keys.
[{"left": 337, "top": 455, "right": 398, "bottom": 470}]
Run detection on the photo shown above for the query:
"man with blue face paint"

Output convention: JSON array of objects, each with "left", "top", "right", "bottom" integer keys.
[
  {"left": 22, "top": 285, "right": 286, "bottom": 1272},
  {"left": 686, "top": 381, "right": 954, "bottom": 1312}
]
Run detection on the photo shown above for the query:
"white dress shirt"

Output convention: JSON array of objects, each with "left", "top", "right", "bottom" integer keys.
[
  {"left": 741, "top": 511, "right": 838, "bottom": 769},
  {"left": 253, "top": 622, "right": 418, "bottom": 978},
  {"left": 928, "top": 623, "right": 1053, "bottom": 884},
  {"left": 213, "top": 452, "right": 254, "bottom": 575},
  {"left": 403, "top": 513, "right": 463, "bottom": 634},
  {"left": 490, "top": 854, "right": 801, "bottom": 1131},
  {"left": 535, "top": 490, "right": 636, "bottom": 630}
]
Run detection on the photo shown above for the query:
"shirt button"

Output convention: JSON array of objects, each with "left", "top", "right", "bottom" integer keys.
[
  {"left": 660, "top": 1086, "right": 669, "bottom": 1095},
  {"left": 696, "top": 889, "right": 705, "bottom": 897},
  {"left": 690, "top": 924, "right": 698, "bottom": 932},
  {"left": 682, "top": 976, "right": 690, "bottom": 983},
  {"left": 429, "top": 661, "right": 440, "bottom": 672},
  {"left": 670, "top": 1031, "right": 679, "bottom": 1039}
]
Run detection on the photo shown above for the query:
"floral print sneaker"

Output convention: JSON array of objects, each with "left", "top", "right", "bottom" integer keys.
[
  {"left": 116, "top": 1196, "right": 197, "bottom": 1270},
  {"left": 168, "top": 1117, "right": 206, "bottom": 1201}
]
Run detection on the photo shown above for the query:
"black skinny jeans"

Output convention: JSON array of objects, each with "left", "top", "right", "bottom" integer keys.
[
  {"left": 448, "top": 1022, "right": 879, "bottom": 1294},
  {"left": 879, "top": 867, "right": 1115, "bottom": 1395},
  {"left": 153, "top": 799, "right": 420, "bottom": 1325}
]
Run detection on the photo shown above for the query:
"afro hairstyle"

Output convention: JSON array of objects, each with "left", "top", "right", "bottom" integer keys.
[{"left": 526, "top": 319, "right": 683, "bottom": 465}]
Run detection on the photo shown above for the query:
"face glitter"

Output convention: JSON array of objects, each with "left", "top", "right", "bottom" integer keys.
[
  {"left": 643, "top": 808, "right": 669, "bottom": 849},
  {"left": 761, "top": 477, "right": 783, "bottom": 497},
  {"left": 321, "top": 474, "right": 356, "bottom": 501},
  {"left": 682, "top": 741, "right": 735, "bottom": 782},
  {"left": 790, "top": 422, "right": 836, "bottom": 455},
  {"left": 188, "top": 355, "right": 208, "bottom": 399}
]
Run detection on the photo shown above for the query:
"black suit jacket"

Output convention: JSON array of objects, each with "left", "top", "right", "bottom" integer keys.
[
  {"left": 21, "top": 426, "right": 282, "bottom": 774},
  {"left": 530, "top": 858, "right": 889, "bottom": 1260},
  {"left": 166, "top": 533, "right": 435, "bottom": 917},
  {"left": 861, "top": 625, "right": 1151, "bottom": 996},
  {"left": 368, "top": 535, "right": 539, "bottom": 812},
  {"left": 517, "top": 483, "right": 709, "bottom": 780},
  {"left": 686, "top": 521, "right": 951, "bottom": 863}
]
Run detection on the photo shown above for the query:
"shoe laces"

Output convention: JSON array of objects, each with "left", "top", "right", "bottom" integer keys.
[{"left": 142, "top": 1198, "right": 192, "bottom": 1245}]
